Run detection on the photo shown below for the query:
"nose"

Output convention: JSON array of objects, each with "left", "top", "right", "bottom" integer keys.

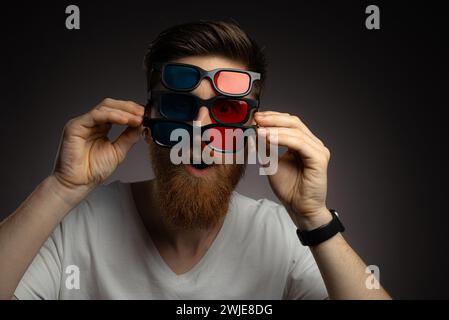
[
  {"left": 192, "top": 78, "right": 215, "bottom": 126},
  {"left": 195, "top": 106, "right": 212, "bottom": 126}
]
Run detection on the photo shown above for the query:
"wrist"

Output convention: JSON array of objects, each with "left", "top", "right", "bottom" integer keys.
[
  {"left": 295, "top": 207, "right": 333, "bottom": 231},
  {"left": 46, "top": 175, "right": 94, "bottom": 209}
]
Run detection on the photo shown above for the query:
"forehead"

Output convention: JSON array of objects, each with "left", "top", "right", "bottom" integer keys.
[{"left": 173, "top": 55, "right": 248, "bottom": 72}]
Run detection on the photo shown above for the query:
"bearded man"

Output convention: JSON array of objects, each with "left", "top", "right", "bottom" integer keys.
[{"left": 0, "top": 21, "right": 390, "bottom": 300}]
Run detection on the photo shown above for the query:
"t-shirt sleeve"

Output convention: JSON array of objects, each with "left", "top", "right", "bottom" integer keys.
[
  {"left": 14, "top": 224, "right": 64, "bottom": 300},
  {"left": 284, "top": 244, "right": 328, "bottom": 300}
]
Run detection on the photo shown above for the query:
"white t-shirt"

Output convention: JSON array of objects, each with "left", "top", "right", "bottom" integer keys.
[{"left": 14, "top": 181, "right": 328, "bottom": 300}]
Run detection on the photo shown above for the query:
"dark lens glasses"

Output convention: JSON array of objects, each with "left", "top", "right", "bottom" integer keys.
[
  {"left": 143, "top": 117, "right": 256, "bottom": 153},
  {"left": 153, "top": 62, "right": 261, "bottom": 97},
  {"left": 150, "top": 91, "right": 259, "bottom": 125}
]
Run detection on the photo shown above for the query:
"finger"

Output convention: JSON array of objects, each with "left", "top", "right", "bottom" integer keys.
[
  {"left": 112, "top": 126, "right": 141, "bottom": 163},
  {"left": 258, "top": 127, "right": 324, "bottom": 152},
  {"left": 256, "top": 111, "right": 291, "bottom": 117},
  {"left": 94, "top": 106, "right": 143, "bottom": 126},
  {"left": 65, "top": 111, "right": 126, "bottom": 138},
  {"left": 255, "top": 111, "right": 310, "bottom": 133},
  {"left": 255, "top": 112, "right": 324, "bottom": 146},
  {"left": 266, "top": 131, "right": 328, "bottom": 165},
  {"left": 80, "top": 108, "right": 142, "bottom": 129},
  {"left": 97, "top": 98, "right": 145, "bottom": 116},
  {"left": 83, "top": 123, "right": 112, "bottom": 142}
]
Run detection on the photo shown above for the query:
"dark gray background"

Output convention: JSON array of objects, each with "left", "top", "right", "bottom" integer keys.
[{"left": 0, "top": 1, "right": 447, "bottom": 299}]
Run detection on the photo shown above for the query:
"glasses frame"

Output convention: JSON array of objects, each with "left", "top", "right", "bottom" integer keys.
[
  {"left": 143, "top": 116, "right": 257, "bottom": 153},
  {"left": 150, "top": 91, "right": 259, "bottom": 125},
  {"left": 153, "top": 62, "right": 261, "bottom": 97}
]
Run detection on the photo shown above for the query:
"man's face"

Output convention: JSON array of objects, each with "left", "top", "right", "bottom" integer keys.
[{"left": 147, "top": 55, "right": 256, "bottom": 230}]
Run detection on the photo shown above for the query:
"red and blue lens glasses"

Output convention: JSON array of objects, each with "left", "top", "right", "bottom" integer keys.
[
  {"left": 150, "top": 91, "right": 259, "bottom": 125},
  {"left": 153, "top": 62, "right": 261, "bottom": 97},
  {"left": 143, "top": 117, "right": 256, "bottom": 153}
]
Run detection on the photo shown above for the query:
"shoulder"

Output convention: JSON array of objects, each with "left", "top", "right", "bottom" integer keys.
[
  {"left": 231, "top": 191, "right": 296, "bottom": 232},
  {"left": 229, "top": 192, "right": 298, "bottom": 248},
  {"left": 228, "top": 192, "right": 311, "bottom": 277},
  {"left": 61, "top": 180, "right": 131, "bottom": 231},
  {"left": 85, "top": 180, "right": 126, "bottom": 207}
]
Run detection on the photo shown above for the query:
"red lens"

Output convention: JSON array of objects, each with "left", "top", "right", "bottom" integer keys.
[
  {"left": 204, "top": 127, "right": 247, "bottom": 152},
  {"left": 214, "top": 71, "right": 250, "bottom": 95},
  {"left": 211, "top": 100, "right": 248, "bottom": 124}
]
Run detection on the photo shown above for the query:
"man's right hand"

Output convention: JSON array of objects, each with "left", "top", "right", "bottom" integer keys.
[
  {"left": 52, "top": 98, "right": 144, "bottom": 200},
  {"left": 0, "top": 98, "right": 144, "bottom": 299}
]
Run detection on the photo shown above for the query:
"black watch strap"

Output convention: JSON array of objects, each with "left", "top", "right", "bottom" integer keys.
[{"left": 296, "top": 209, "right": 345, "bottom": 246}]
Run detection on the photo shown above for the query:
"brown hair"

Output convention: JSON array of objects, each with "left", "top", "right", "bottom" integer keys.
[{"left": 144, "top": 20, "right": 267, "bottom": 97}]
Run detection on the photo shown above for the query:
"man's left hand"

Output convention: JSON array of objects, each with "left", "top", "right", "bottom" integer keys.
[{"left": 254, "top": 111, "right": 332, "bottom": 231}]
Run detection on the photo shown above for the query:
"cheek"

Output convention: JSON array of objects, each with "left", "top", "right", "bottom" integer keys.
[{"left": 149, "top": 143, "right": 169, "bottom": 162}]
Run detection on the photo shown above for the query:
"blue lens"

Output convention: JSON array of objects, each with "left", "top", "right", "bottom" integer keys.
[
  {"left": 152, "top": 122, "right": 192, "bottom": 147},
  {"left": 160, "top": 94, "right": 197, "bottom": 121},
  {"left": 164, "top": 65, "right": 200, "bottom": 90}
]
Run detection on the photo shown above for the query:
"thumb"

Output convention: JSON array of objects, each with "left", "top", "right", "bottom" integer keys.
[{"left": 112, "top": 126, "right": 141, "bottom": 163}]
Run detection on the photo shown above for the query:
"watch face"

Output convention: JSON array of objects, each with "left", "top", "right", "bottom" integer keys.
[
  {"left": 331, "top": 210, "right": 345, "bottom": 232},
  {"left": 297, "top": 209, "right": 345, "bottom": 246}
]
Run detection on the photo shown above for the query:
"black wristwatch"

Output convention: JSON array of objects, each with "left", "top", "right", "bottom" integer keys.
[{"left": 296, "top": 209, "right": 345, "bottom": 246}]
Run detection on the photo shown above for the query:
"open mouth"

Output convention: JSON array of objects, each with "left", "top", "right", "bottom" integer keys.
[{"left": 191, "top": 162, "right": 211, "bottom": 170}]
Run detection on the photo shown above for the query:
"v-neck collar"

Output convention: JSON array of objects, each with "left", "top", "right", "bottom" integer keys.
[{"left": 125, "top": 182, "right": 236, "bottom": 284}]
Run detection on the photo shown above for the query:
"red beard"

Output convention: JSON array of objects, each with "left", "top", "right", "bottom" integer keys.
[{"left": 149, "top": 143, "right": 246, "bottom": 230}]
